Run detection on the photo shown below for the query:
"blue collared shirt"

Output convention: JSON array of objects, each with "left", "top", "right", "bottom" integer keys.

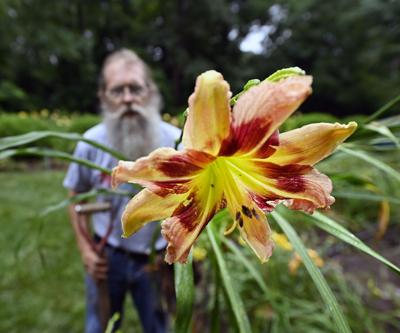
[{"left": 63, "top": 121, "right": 181, "bottom": 254}]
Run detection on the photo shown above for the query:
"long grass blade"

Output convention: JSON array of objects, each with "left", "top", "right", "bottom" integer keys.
[
  {"left": 207, "top": 224, "right": 252, "bottom": 333},
  {"left": 364, "top": 93, "right": 400, "bottom": 123},
  {"left": 271, "top": 210, "right": 352, "bottom": 333},
  {"left": 40, "top": 188, "right": 132, "bottom": 216},
  {"left": 105, "top": 313, "right": 120, "bottom": 333},
  {"left": 0, "top": 147, "right": 111, "bottom": 175},
  {"left": 0, "top": 131, "right": 127, "bottom": 160},
  {"left": 222, "top": 238, "right": 268, "bottom": 294},
  {"left": 210, "top": 246, "right": 221, "bottom": 333},
  {"left": 174, "top": 253, "right": 194, "bottom": 333},
  {"left": 333, "top": 191, "right": 400, "bottom": 205},
  {"left": 222, "top": 238, "right": 286, "bottom": 315},
  {"left": 338, "top": 146, "right": 400, "bottom": 182},
  {"left": 364, "top": 123, "right": 400, "bottom": 148},
  {"left": 309, "top": 211, "right": 400, "bottom": 274}
]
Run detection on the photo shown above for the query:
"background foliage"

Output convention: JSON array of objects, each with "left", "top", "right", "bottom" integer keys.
[{"left": 1, "top": 0, "right": 399, "bottom": 115}]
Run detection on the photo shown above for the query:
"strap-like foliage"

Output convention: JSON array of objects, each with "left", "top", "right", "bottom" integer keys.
[
  {"left": 207, "top": 222, "right": 252, "bottom": 333},
  {"left": 174, "top": 253, "right": 194, "bottom": 333},
  {"left": 41, "top": 188, "right": 132, "bottom": 216},
  {"left": 333, "top": 190, "right": 400, "bottom": 205},
  {"left": 0, "top": 130, "right": 127, "bottom": 160},
  {"left": 339, "top": 146, "right": 400, "bottom": 182},
  {"left": 272, "top": 210, "right": 352, "bottom": 333},
  {"left": 0, "top": 147, "right": 111, "bottom": 175},
  {"left": 309, "top": 211, "right": 400, "bottom": 274},
  {"left": 364, "top": 93, "right": 400, "bottom": 123}
]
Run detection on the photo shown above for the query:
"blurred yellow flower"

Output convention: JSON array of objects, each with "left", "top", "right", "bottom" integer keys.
[
  {"left": 18, "top": 111, "right": 28, "bottom": 119},
  {"left": 289, "top": 248, "right": 324, "bottom": 275},
  {"left": 272, "top": 232, "right": 293, "bottom": 251},
  {"left": 193, "top": 246, "right": 207, "bottom": 262},
  {"left": 40, "top": 109, "right": 49, "bottom": 118}
]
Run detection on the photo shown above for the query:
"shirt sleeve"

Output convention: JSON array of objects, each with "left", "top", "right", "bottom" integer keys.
[{"left": 63, "top": 141, "right": 93, "bottom": 193}]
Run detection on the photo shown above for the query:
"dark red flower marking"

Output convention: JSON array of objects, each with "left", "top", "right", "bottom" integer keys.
[
  {"left": 276, "top": 176, "right": 306, "bottom": 193},
  {"left": 255, "top": 162, "right": 311, "bottom": 178},
  {"left": 152, "top": 180, "right": 190, "bottom": 196},
  {"left": 254, "top": 161, "right": 309, "bottom": 193},
  {"left": 249, "top": 192, "right": 279, "bottom": 212},
  {"left": 219, "top": 131, "right": 240, "bottom": 156},
  {"left": 172, "top": 192, "right": 217, "bottom": 232},
  {"left": 219, "top": 118, "right": 276, "bottom": 157},
  {"left": 157, "top": 150, "right": 214, "bottom": 177},
  {"left": 236, "top": 118, "right": 272, "bottom": 152},
  {"left": 254, "top": 130, "right": 279, "bottom": 158}
]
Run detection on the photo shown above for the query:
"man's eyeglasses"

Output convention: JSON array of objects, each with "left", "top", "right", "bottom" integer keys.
[{"left": 106, "top": 84, "right": 147, "bottom": 100}]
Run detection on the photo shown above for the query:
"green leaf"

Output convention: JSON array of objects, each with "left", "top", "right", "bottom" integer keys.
[
  {"left": 174, "top": 253, "right": 194, "bottom": 333},
  {"left": 309, "top": 211, "right": 400, "bottom": 274},
  {"left": 230, "top": 79, "right": 261, "bottom": 106},
  {"left": 333, "top": 191, "right": 400, "bottom": 205},
  {"left": 0, "top": 131, "right": 127, "bottom": 160},
  {"left": 364, "top": 93, "right": 400, "bottom": 123},
  {"left": 329, "top": 173, "right": 371, "bottom": 186},
  {"left": 265, "top": 66, "right": 305, "bottom": 82},
  {"left": 364, "top": 122, "right": 400, "bottom": 148},
  {"left": 222, "top": 238, "right": 268, "bottom": 294},
  {"left": 174, "top": 108, "right": 187, "bottom": 149},
  {"left": 40, "top": 188, "right": 132, "bottom": 216},
  {"left": 243, "top": 78, "right": 261, "bottom": 90},
  {"left": 207, "top": 224, "right": 252, "bottom": 333},
  {"left": 377, "top": 115, "right": 400, "bottom": 128},
  {"left": 222, "top": 237, "right": 288, "bottom": 316},
  {"left": 105, "top": 312, "right": 120, "bottom": 333},
  {"left": 0, "top": 147, "right": 112, "bottom": 175},
  {"left": 271, "top": 210, "right": 352, "bottom": 333},
  {"left": 338, "top": 146, "right": 400, "bottom": 182},
  {"left": 210, "top": 246, "right": 222, "bottom": 333}
]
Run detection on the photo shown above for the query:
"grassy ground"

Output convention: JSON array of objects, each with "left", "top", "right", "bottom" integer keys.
[
  {"left": 0, "top": 168, "right": 142, "bottom": 333},
  {"left": 0, "top": 169, "right": 84, "bottom": 332},
  {"left": 1, "top": 164, "right": 399, "bottom": 332}
]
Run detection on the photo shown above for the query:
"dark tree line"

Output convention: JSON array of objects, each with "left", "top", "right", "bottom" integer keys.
[{"left": 1, "top": 0, "right": 399, "bottom": 116}]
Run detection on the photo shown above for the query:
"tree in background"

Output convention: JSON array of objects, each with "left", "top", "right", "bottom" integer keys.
[
  {"left": 0, "top": 0, "right": 399, "bottom": 116},
  {"left": 261, "top": 0, "right": 400, "bottom": 115}
]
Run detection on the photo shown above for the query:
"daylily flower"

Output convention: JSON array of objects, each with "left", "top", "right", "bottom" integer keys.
[{"left": 112, "top": 70, "right": 357, "bottom": 264}]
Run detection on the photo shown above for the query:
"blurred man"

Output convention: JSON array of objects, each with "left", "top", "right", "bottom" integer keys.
[{"left": 64, "top": 49, "right": 180, "bottom": 333}]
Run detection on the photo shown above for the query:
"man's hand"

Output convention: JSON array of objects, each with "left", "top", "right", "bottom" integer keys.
[
  {"left": 67, "top": 191, "right": 109, "bottom": 281},
  {"left": 81, "top": 246, "right": 109, "bottom": 280}
]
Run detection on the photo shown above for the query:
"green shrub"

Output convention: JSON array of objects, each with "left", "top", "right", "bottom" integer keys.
[
  {"left": 67, "top": 113, "right": 100, "bottom": 134},
  {"left": 0, "top": 112, "right": 52, "bottom": 137}
]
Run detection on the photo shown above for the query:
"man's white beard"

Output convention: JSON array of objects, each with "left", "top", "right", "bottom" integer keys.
[{"left": 102, "top": 99, "right": 161, "bottom": 161}]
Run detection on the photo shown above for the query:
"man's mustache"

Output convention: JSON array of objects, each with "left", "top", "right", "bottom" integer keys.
[
  {"left": 106, "top": 106, "right": 146, "bottom": 119},
  {"left": 121, "top": 107, "right": 142, "bottom": 117}
]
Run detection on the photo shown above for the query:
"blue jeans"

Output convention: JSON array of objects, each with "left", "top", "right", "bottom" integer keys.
[{"left": 85, "top": 246, "right": 167, "bottom": 333}]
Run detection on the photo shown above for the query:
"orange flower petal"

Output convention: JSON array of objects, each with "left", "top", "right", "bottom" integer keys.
[
  {"left": 112, "top": 147, "right": 215, "bottom": 192},
  {"left": 121, "top": 189, "right": 187, "bottom": 237},
  {"left": 183, "top": 70, "right": 231, "bottom": 156},
  {"left": 258, "top": 163, "right": 334, "bottom": 212},
  {"left": 269, "top": 122, "right": 357, "bottom": 165},
  {"left": 220, "top": 76, "right": 312, "bottom": 157},
  {"left": 282, "top": 169, "right": 334, "bottom": 213},
  {"left": 236, "top": 203, "right": 274, "bottom": 263}
]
